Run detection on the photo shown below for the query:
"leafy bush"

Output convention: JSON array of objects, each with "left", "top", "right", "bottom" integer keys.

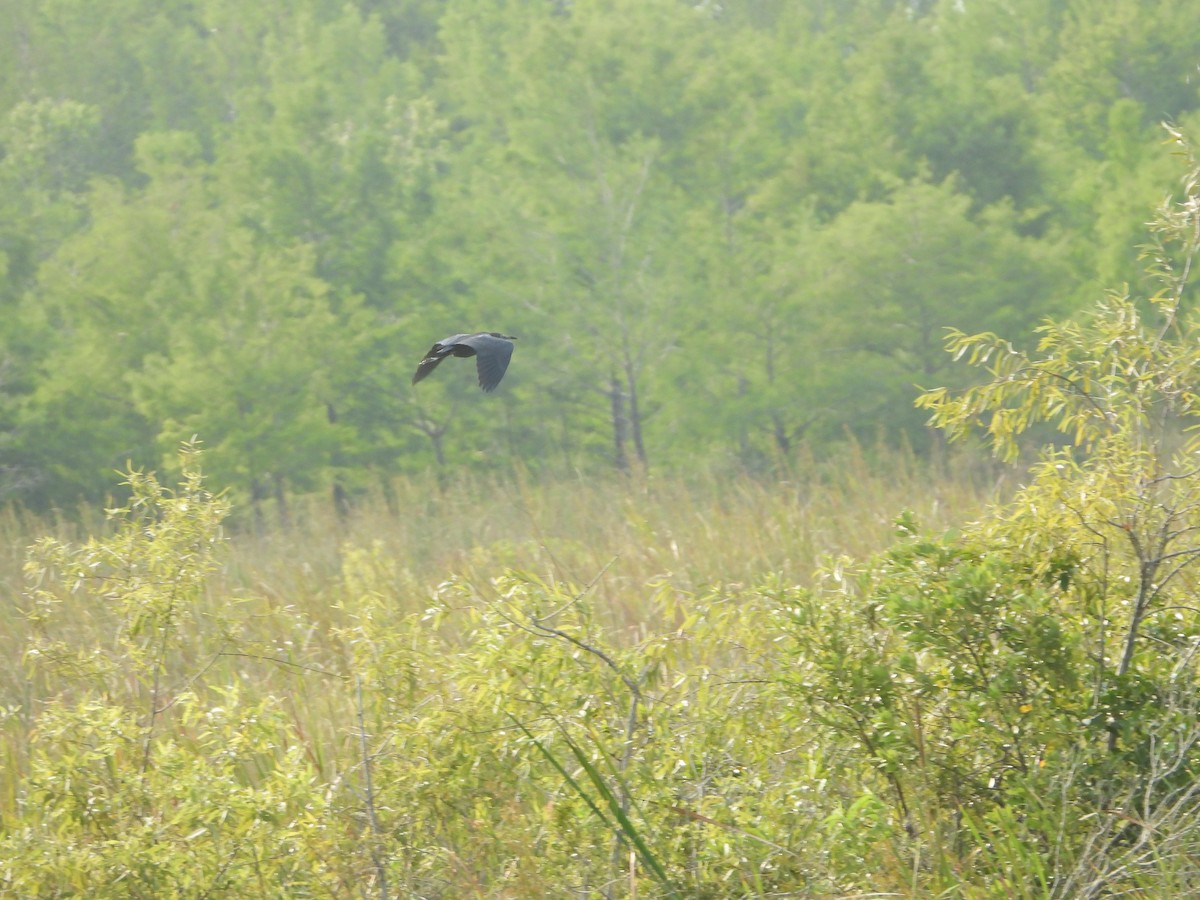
[
  {"left": 3, "top": 447, "right": 345, "bottom": 897},
  {"left": 780, "top": 128, "right": 1200, "bottom": 895}
]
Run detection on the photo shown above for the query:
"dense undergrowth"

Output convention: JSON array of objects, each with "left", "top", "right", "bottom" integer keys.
[
  {"left": 0, "top": 441, "right": 1004, "bottom": 897},
  {"left": 4, "top": 136, "right": 1200, "bottom": 898}
]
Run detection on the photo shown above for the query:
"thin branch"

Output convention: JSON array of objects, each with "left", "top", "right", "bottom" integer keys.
[
  {"left": 357, "top": 675, "right": 389, "bottom": 900},
  {"left": 538, "top": 556, "right": 620, "bottom": 622},
  {"left": 216, "top": 651, "right": 341, "bottom": 678}
]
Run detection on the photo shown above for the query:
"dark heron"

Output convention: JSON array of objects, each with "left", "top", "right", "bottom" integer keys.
[{"left": 411, "top": 332, "right": 517, "bottom": 392}]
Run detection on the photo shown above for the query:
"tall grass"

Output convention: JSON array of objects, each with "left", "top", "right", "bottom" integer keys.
[
  {"left": 221, "top": 441, "right": 1005, "bottom": 619},
  {"left": 1, "top": 442, "right": 1007, "bottom": 723},
  {"left": 0, "top": 443, "right": 1015, "bottom": 895}
]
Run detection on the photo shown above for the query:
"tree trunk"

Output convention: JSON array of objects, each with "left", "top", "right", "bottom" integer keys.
[
  {"left": 737, "top": 374, "right": 751, "bottom": 458},
  {"left": 273, "top": 473, "right": 290, "bottom": 529},
  {"left": 771, "top": 411, "right": 791, "bottom": 457},
  {"left": 624, "top": 357, "right": 647, "bottom": 469},
  {"left": 610, "top": 371, "right": 629, "bottom": 472},
  {"left": 250, "top": 477, "right": 266, "bottom": 534},
  {"left": 326, "top": 402, "right": 350, "bottom": 519}
]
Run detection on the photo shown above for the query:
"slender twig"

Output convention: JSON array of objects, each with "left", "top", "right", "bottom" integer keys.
[
  {"left": 539, "top": 556, "right": 619, "bottom": 622},
  {"left": 357, "top": 675, "right": 389, "bottom": 900},
  {"left": 215, "top": 651, "right": 340, "bottom": 678},
  {"left": 529, "top": 616, "right": 642, "bottom": 702},
  {"left": 140, "top": 612, "right": 174, "bottom": 779}
]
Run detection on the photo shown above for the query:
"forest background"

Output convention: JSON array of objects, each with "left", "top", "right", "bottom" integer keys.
[
  {"left": 5, "top": 1, "right": 1200, "bottom": 897},
  {"left": 1, "top": 0, "right": 1197, "bottom": 512}
]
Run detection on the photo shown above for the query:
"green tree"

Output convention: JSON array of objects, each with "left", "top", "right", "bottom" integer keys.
[
  {"left": 435, "top": 0, "right": 731, "bottom": 471},
  {"left": 1, "top": 0, "right": 229, "bottom": 181},
  {"left": 129, "top": 237, "right": 347, "bottom": 523},
  {"left": 11, "top": 169, "right": 187, "bottom": 505},
  {"left": 1042, "top": 0, "right": 1200, "bottom": 159},
  {"left": 0, "top": 98, "right": 104, "bottom": 500},
  {"left": 807, "top": 177, "right": 1070, "bottom": 440},
  {"left": 5, "top": 0, "right": 1200, "bottom": 504}
]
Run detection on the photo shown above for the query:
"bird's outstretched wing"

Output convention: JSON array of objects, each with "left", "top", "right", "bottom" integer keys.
[
  {"left": 411, "top": 343, "right": 448, "bottom": 385},
  {"left": 468, "top": 334, "right": 515, "bottom": 392}
]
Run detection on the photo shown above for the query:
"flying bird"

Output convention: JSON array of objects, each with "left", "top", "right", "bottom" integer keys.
[{"left": 412, "top": 332, "right": 518, "bottom": 392}]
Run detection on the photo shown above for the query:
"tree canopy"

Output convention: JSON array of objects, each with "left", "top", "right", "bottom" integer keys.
[{"left": 1, "top": 0, "right": 1198, "bottom": 508}]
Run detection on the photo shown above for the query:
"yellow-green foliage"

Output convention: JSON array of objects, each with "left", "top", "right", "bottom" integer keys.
[
  {"left": 782, "top": 129, "right": 1200, "bottom": 897},
  {"left": 0, "top": 441, "right": 1000, "bottom": 897},
  {"left": 4, "top": 448, "right": 340, "bottom": 896}
]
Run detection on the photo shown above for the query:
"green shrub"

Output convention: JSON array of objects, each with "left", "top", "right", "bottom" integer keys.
[
  {"left": 780, "top": 128, "right": 1200, "bottom": 895},
  {"left": 2, "top": 447, "right": 347, "bottom": 897}
]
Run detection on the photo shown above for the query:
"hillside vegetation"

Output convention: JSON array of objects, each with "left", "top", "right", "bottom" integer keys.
[{"left": 0, "top": 0, "right": 1198, "bottom": 508}]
